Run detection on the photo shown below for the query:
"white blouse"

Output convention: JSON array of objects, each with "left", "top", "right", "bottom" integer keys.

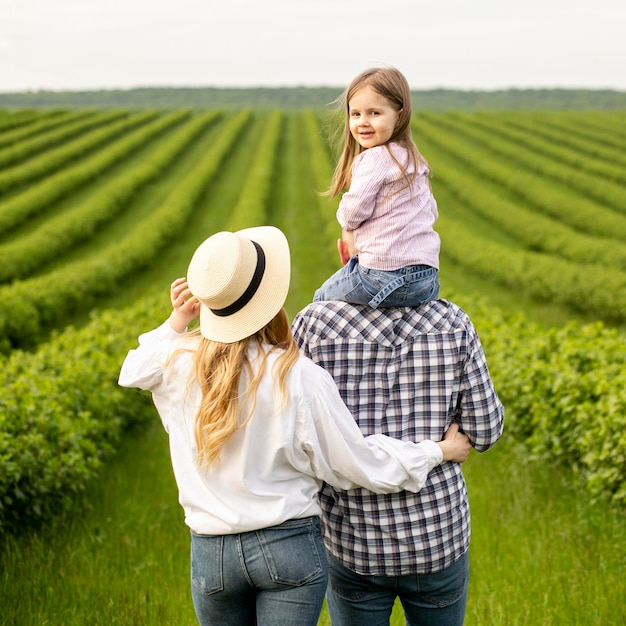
[{"left": 118, "top": 321, "right": 443, "bottom": 535}]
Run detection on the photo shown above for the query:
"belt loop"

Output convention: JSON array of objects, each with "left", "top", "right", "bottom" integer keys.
[{"left": 367, "top": 276, "right": 406, "bottom": 308}]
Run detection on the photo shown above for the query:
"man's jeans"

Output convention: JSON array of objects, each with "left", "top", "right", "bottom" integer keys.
[
  {"left": 326, "top": 550, "right": 469, "bottom": 626},
  {"left": 190, "top": 516, "right": 327, "bottom": 625}
]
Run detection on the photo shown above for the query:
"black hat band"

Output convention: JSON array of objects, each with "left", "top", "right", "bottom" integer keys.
[{"left": 210, "top": 241, "right": 266, "bottom": 317}]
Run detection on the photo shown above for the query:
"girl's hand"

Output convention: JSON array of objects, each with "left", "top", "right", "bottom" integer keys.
[
  {"left": 342, "top": 229, "right": 357, "bottom": 256},
  {"left": 169, "top": 277, "right": 201, "bottom": 333}
]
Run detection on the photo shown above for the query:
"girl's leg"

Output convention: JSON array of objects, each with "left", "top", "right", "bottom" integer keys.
[{"left": 314, "top": 256, "right": 363, "bottom": 303}]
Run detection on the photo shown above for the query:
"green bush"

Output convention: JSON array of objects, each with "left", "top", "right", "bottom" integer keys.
[
  {"left": 468, "top": 299, "right": 626, "bottom": 505},
  {"left": 0, "top": 293, "right": 167, "bottom": 534}
]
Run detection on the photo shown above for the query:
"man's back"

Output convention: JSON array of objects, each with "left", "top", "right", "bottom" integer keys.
[{"left": 292, "top": 298, "right": 504, "bottom": 576}]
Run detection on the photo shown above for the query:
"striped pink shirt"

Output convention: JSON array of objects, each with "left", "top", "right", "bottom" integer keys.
[{"left": 337, "top": 143, "right": 440, "bottom": 271}]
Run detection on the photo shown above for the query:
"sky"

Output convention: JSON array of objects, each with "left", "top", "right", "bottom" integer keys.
[{"left": 1, "top": 0, "right": 625, "bottom": 93}]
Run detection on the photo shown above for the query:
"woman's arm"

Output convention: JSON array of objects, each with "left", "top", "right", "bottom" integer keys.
[
  {"left": 300, "top": 368, "right": 471, "bottom": 494},
  {"left": 118, "top": 278, "right": 199, "bottom": 391}
]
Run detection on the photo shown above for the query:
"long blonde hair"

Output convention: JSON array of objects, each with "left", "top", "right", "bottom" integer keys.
[
  {"left": 190, "top": 308, "right": 300, "bottom": 467},
  {"left": 326, "top": 67, "right": 430, "bottom": 197}
]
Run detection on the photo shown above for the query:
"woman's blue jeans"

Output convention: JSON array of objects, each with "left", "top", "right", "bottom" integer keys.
[
  {"left": 190, "top": 516, "right": 328, "bottom": 626},
  {"left": 326, "top": 550, "right": 469, "bottom": 626}
]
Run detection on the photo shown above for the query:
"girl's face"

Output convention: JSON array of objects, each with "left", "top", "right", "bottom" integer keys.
[{"left": 348, "top": 85, "right": 401, "bottom": 149}]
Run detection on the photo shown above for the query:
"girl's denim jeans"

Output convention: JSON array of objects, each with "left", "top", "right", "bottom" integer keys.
[{"left": 314, "top": 256, "right": 440, "bottom": 309}]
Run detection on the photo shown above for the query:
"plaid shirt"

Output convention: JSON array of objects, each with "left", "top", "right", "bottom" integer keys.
[{"left": 291, "top": 299, "right": 504, "bottom": 576}]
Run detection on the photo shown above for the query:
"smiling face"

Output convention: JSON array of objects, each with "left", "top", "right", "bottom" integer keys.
[{"left": 348, "top": 85, "right": 401, "bottom": 150}]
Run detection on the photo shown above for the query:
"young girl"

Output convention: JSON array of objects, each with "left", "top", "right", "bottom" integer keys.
[
  {"left": 314, "top": 67, "right": 441, "bottom": 309},
  {"left": 118, "top": 226, "right": 469, "bottom": 626}
]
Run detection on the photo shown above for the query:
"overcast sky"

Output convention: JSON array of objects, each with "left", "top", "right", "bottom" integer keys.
[{"left": 1, "top": 0, "right": 625, "bottom": 93}]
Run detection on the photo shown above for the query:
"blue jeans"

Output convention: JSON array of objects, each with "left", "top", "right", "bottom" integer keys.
[
  {"left": 190, "top": 516, "right": 328, "bottom": 626},
  {"left": 326, "top": 551, "right": 469, "bottom": 626},
  {"left": 314, "top": 256, "right": 440, "bottom": 309}
]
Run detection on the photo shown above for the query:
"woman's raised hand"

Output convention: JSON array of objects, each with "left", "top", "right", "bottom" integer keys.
[{"left": 169, "top": 277, "right": 201, "bottom": 333}]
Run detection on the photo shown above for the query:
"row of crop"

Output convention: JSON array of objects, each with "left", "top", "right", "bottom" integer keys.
[
  {"left": 419, "top": 112, "right": 626, "bottom": 213},
  {"left": 438, "top": 213, "right": 626, "bottom": 324},
  {"left": 0, "top": 110, "right": 162, "bottom": 195},
  {"left": 1, "top": 283, "right": 623, "bottom": 533},
  {"left": 0, "top": 111, "right": 221, "bottom": 284},
  {"left": 0, "top": 110, "right": 77, "bottom": 149},
  {"left": 295, "top": 110, "right": 344, "bottom": 297},
  {"left": 227, "top": 110, "right": 283, "bottom": 231},
  {"left": 0, "top": 110, "right": 42, "bottom": 135},
  {"left": 303, "top": 110, "right": 339, "bottom": 257},
  {"left": 0, "top": 111, "right": 251, "bottom": 352},
  {"left": 573, "top": 114, "right": 626, "bottom": 143},
  {"left": 478, "top": 109, "right": 626, "bottom": 143},
  {"left": 540, "top": 110, "right": 626, "bottom": 134},
  {"left": 470, "top": 110, "right": 626, "bottom": 185},
  {"left": 0, "top": 110, "right": 185, "bottom": 235},
  {"left": 420, "top": 133, "right": 626, "bottom": 271},
  {"left": 523, "top": 111, "right": 626, "bottom": 151},
  {"left": 0, "top": 110, "right": 129, "bottom": 170},
  {"left": 491, "top": 112, "right": 626, "bottom": 170},
  {"left": 412, "top": 116, "right": 626, "bottom": 242},
  {"left": 461, "top": 111, "right": 626, "bottom": 186}
]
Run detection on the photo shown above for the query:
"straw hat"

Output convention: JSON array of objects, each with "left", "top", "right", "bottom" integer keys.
[{"left": 186, "top": 226, "right": 290, "bottom": 343}]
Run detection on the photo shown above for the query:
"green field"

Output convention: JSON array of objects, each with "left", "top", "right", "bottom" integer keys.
[{"left": 0, "top": 107, "right": 625, "bottom": 624}]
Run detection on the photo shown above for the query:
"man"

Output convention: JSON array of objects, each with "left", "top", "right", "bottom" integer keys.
[{"left": 291, "top": 235, "right": 504, "bottom": 626}]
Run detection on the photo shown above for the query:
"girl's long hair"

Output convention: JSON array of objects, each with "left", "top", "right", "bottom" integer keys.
[
  {"left": 190, "top": 308, "right": 299, "bottom": 468},
  {"left": 326, "top": 67, "right": 430, "bottom": 197}
]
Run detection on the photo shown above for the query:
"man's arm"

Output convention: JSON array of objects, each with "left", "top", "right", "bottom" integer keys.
[{"left": 457, "top": 324, "right": 505, "bottom": 452}]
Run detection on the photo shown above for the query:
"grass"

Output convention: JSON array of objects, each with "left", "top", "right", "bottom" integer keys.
[
  {"left": 0, "top": 419, "right": 195, "bottom": 626},
  {"left": 1, "top": 421, "right": 624, "bottom": 625},
  {"left": 463, "top": 438, "right": 626, "bottom": 625}
]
